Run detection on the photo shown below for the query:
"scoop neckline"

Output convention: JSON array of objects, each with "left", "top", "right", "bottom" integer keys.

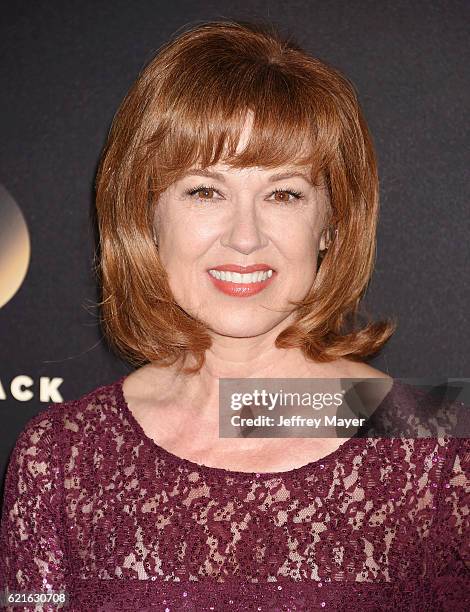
[{"left": 114, "top": 373, "right": 396, "bottom": 480}]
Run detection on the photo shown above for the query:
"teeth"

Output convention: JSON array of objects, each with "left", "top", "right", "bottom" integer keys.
[{"left": 209, "top": 269, "right": 274, "bottom": 283}]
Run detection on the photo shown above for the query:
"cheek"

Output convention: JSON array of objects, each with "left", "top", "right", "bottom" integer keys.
[
  {"left": 280, "top": 221, "right": 321, "bottom": 266},
  {"left": 279, "top": 229, "right": 321, "bottom": 294},
  {"left": 157, "top": 219, "right": 216, "bottom": 307},
  {"left": 159, "top": 216, "right": 213, "bottom": 268}
]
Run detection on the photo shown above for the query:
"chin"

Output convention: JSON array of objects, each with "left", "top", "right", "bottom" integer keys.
[{"left": 206, "top": 314, "right": 286, "bottom": 339}]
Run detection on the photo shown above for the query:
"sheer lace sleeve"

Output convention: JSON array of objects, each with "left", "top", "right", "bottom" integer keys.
[
  {"left": 0, "top": 407, "right": 71, "bottom": 611},
  {"left": 431, "top": 437, "right": 470, "bottom": 607}
]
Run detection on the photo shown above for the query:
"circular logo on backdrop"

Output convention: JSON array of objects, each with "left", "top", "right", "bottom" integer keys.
[{"left": 0, "top": 183, "right": 31, "bottom": 308}]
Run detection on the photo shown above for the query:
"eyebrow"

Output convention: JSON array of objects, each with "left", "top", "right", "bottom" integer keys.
[{"left": 180, "top": 168, "right": 314, "bottom": 185}]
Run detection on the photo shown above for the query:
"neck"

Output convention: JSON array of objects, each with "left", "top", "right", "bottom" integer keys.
[{"left": 163, "top": 320, "right": 345, "bottom": 421}]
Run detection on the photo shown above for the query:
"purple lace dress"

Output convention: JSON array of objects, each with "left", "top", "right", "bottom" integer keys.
[{"left": 1, "top": 376, "right": 469, "bottom": 611}]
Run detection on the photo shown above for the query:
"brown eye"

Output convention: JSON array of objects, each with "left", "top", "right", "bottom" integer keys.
[
  {"left": 195, "top": 187, "right": 215, "bottom": 199},
  {"left": 273, "top": 191, "right": 290, "bottom": 203},
  {"left": 270, "top": 188, "right": 304, "bottom": 204},
  {"left": 185, "top": 184, "right": 220, "bottom": 201}
]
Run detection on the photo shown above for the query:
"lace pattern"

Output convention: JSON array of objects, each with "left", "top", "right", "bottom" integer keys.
[{"left": 1, "top": 377, "right": 469, "bottom": 611}]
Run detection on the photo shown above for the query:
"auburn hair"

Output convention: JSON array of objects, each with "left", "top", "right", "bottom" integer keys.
[{"left": 94, "top": 19, "right": 396, "bottom": 375}]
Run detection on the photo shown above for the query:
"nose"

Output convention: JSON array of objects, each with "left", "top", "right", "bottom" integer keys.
[{"left": 220, "top": 198, "right": 269, "bottom": 255}]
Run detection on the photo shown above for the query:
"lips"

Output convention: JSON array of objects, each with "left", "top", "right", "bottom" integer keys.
[
  {"left": 208, "top": 263, "right": 274, "bottom": 273},
  {"left": 207, "top": 264, "right": 276, "bottom": 297}
]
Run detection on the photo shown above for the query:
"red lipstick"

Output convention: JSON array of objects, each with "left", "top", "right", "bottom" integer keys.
[
  {"left": 208, "top": 263, "right": 274, "bottom": 273},
  {"left": 207, "top": 264, "right": 276, "bottom": 297}
]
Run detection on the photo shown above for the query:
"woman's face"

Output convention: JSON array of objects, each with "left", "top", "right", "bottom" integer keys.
[{"left": 154, "top": 122, "right": 330, "bottom": 338}]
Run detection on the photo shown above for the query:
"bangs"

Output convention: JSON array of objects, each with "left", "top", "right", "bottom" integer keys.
[{"left": 149, "top": 58, "right": 343, "bottom": 188}]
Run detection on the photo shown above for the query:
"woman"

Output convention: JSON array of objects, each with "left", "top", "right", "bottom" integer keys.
[{"left": 1, "top": 19, "right": 468, "bottom": 612}]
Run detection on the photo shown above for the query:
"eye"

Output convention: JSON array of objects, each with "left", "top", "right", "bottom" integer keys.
[
  {"left": 269, "top": 188, "right": 305, "bottom": 204},
  {"left": 184, "top": 184, "right": 222, "bottom": 201},
  {"left": 183, "top": 184, "right": 305, "bottom": 204}
]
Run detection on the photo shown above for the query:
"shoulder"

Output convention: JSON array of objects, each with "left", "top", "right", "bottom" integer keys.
[
  {"left": 10, "top": 377, "right": 126, "bottom": 460},
  {"left": 120, "top": 363, "right": 182, "bottom": 413},
  {"left": 7, "top": 407, "right": 61, "bottom": 470},
  {"left": 335, "top": 359, "right": 393, "bottom": 380},
  {"left": 363, "top": 378, "right": 469, "bottom": 450},
  {"left": 4, "top": 405, "right": 67, "bottom": 495},
  {"left": 121, "top": 363, "right": 177, "bottom": 396},
  {"left": 57, "top": 377, "right": 128, "bottom": 443}
]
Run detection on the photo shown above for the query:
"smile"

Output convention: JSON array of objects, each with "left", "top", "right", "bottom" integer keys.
[
  {"left": 207, "top": 267, "right": 276, "bottom": 297},
  {"left": 209, "top": 269, "right": 273, "bottom": 283}
]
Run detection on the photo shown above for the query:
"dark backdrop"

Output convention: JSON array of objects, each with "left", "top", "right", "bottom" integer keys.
[{"left": 1, "top": 1, "right": 469, "bottom": 485}]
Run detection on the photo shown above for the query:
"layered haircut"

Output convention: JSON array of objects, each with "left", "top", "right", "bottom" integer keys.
[{"left": 95, "top": 19, "right": 396, "bottom": 374}]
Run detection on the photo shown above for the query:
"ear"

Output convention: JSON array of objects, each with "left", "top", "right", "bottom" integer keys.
[{"left": 319, "top": 227, "right": 329, "bottom": 251}]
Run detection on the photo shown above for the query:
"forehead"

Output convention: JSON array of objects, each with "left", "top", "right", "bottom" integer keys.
[{"left": 180, "top": 164, "right": 315, "bottom": 185}]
